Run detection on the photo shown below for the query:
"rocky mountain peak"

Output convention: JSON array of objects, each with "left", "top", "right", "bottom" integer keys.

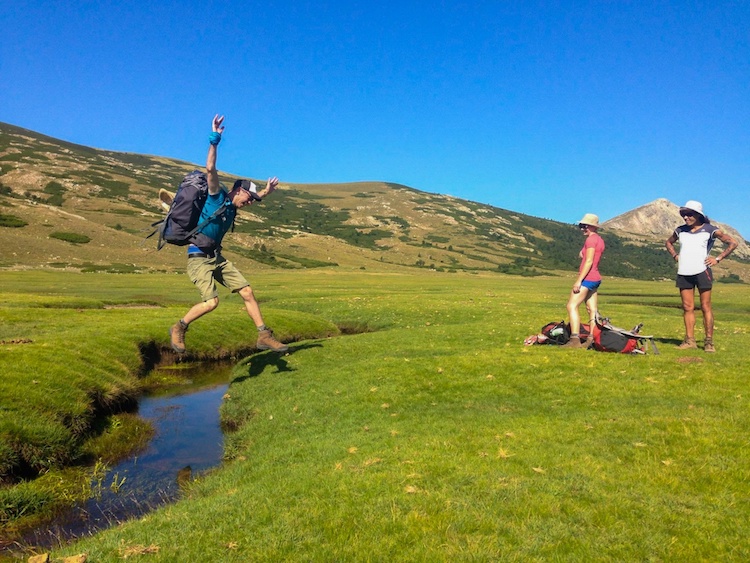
[{"left": 603, "top": 199, "right": 749, "bottom": 260}]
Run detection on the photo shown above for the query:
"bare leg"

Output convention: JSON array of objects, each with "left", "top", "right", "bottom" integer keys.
[
  {"left": 566, "top": 287, "right": 590, "bottom": 335},
  {"left": 680, "top": 288, "right": 696, "bottom": 341},
  {"left": 170, "top": 297, "right": 219, "bottom": 353},
  {"left": 698, "top": 288, "right": 713, "bottom": 340},
  {"left": 238, "top": 285, "right": 265, "bottom": 328},
  {"left": 238, "top": 285, "right": 288, "bottom": 352},
  {"left": 182, "top": 297, "right": 219, "bottom": 325},
  {"left": 585, "top": 290, "right": 598, "bottom": 326}
]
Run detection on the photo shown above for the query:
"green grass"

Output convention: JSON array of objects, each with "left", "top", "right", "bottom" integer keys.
[
  {"left": 2, "top": 270, "right": 750, "bottom": 560},
  {"left": 0, "top": 270, "right": 338, "bottom": 542}
]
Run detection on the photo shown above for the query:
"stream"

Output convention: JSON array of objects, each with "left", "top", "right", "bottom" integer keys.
[{"left": 19, "top": 362, "right": 234, "bottom": 550}]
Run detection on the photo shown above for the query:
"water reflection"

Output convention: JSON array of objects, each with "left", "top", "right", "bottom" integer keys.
[{"left": 23, "top": 362, "right": 233, "bottom": 548}]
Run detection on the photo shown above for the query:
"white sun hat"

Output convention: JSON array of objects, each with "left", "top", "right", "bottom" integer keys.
[{"left": 680, "top": 200, "right": 704, "bottom": 217}]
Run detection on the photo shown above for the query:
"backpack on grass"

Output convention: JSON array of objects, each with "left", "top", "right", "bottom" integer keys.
[
  {"left": 147, "top": 170, "right": 231, "bottom": 250},
  {"left": 524, "top": 320, "right": 591, "bottom": 346},
  {"left": 591, "top": 315, "right": 659, "bottom": 355}
]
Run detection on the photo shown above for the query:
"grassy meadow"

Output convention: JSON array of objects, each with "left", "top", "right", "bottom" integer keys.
[{"left": 1, "top": 269, "right": 749, "bottom": 561}]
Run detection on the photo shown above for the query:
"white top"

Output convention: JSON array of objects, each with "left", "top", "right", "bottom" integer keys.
[{"left": 674, "top": 223, "right": 718, "bottom": 276}]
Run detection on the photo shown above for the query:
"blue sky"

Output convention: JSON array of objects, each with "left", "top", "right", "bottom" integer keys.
[{"left": 2, "top": 1, "right": 749, "bottom": 239}]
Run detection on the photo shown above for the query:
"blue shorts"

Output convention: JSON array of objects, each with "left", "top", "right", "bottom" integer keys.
[{"left": 581, "top": 280, "right": 601, "bottom": 291}]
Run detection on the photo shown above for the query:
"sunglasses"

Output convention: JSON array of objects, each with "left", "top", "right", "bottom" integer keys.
[
  {"left": 680, "top": 212, "right": 695, "bottom": 218},
  {"left": 241, "top": 187, "right": 262, "bottom": 202},
  {"left": 578, "top": 224, "right": 589, "bottom": 230}
]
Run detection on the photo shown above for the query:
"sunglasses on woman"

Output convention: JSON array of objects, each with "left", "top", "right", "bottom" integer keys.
[{"left": 681, "top": 212, "right": 695, "bottom": 218}]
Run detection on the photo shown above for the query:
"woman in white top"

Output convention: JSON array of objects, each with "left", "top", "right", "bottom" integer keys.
[{"left": 665, "top": 200, "right": 737, "bottom": 352}]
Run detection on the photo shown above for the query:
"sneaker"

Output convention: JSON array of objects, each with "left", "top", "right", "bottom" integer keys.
[
  {"left": 704, "top": 339, "right": 716, "bottom": 353},
  {"left": 256, "top": 328, "right": 289, "bottom": 352},
  {"left": 561, "top": 336, "right": 582, "bottom": 349},
  {"left": 677, "top": 338, "right": 697, "bottom": 350},
  {"left": 583, "top": 336, "right": 594, "bottom": 349},
  {"left": 170, "top": 321, "right": 188, "bottom": 354}
]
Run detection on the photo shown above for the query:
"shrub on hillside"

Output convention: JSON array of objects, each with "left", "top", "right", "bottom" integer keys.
[
  {"left": 0, "top": 213, "right": 27, "bottom": 228},
  {"left": 50, "top": 232, "right": 91, "bottom": 244},
  {"left": 718, "top": 273, "right": 744, "bottom": 284},
  {"left": 43, "top": 180, "right": 67, "bottom": 206}
]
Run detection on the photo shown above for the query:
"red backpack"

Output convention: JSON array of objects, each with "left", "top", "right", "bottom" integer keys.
[{"left": 591, "top": 316, "right": 659, "bottom": 354}]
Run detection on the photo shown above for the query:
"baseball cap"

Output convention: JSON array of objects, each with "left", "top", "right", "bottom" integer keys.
[{"left": 233, "top": 179, "right": 262, "bottom": 201}]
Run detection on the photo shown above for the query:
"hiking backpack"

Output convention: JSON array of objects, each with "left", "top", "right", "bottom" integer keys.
[
  {"left": 591, "top": 316, "right": 659, "bottom": 355},
  {"left": 539, "top": 320, "right": 570, "bottom": 345},
  {"left": 148, "top": 170, "right": 231, "bottom": 250},
  {"left": 525, "top": 320, "right": 591, "bottom": 345}
]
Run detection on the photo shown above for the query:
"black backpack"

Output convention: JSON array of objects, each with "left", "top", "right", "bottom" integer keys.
[
  {"left": 148, "top": 170, "right": 231, "bottom": 250},
  {"left": 591, "top": 316, "right": 659, "bottom": 355}
]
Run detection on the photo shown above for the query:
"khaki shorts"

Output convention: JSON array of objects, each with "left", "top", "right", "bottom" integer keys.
[{"left": 187, "top": 254, "right": 249, "bottom": 301}]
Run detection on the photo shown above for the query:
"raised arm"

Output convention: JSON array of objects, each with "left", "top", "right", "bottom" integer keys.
[
  {"left": 256, "top": 177, "right": 279, "bottom": 199},
  {"left": 206, "top": 114, "right": 225, "bottom": 195}
]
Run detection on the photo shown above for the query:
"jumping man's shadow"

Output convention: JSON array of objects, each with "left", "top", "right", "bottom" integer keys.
[{"left": 232, "top": 341, "right": 324, "bottom": 383}]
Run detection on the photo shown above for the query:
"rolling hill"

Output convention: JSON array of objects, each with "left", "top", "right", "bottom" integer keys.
[{"left": 1, "top": 122, "right": 747, "bottom": 282}]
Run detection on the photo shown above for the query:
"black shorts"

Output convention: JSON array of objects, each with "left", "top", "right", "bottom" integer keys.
[{"left": 676, "top": 269, "right": 713, "bottom": 290}]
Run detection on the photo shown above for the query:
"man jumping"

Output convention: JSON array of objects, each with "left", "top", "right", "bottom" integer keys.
[{"left": 169, "top": 114, "right": 288, "bottom": 354}]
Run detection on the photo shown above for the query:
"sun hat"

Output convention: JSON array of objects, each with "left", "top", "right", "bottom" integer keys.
[
  {"left": 577, "top": 213, "right": 599, "bottom": 227},
  {"left": 679, "top": 200, "right": 704, "bottom": 217}
]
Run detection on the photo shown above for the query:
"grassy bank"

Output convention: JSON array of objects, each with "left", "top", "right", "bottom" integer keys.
[
  {"left": 0, "top": 270, "right": 339, "bottom": 537},
  {"left": 3, "top": 270, "right": 750, "bottom": 560}
]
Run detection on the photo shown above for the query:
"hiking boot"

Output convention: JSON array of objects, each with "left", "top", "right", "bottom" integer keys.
[
  {"left": 583, "top": 336, "right": 594, "bottom": 349},
  {"left": 704, "top": 339, "right": 715, "bottom": 353},
  {"left": 677, "top": 338, "right": 697, "bottom": 350},
  {"left": 256, "top": 328, "right": 288, "bottom": 352},
  {"left": 170, "top": 320, "right": 188, "bottom": 354},
  {"left": 561, "top": 336, "right": 582, "bottom": 349}
]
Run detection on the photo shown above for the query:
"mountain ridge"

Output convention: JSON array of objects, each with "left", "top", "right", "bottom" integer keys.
[
  {"left": 1, "top": 122, "right": 747, "bottom": 281},
  {"left": 603, "top": 198, "right": 749, "bottom": 260}
]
